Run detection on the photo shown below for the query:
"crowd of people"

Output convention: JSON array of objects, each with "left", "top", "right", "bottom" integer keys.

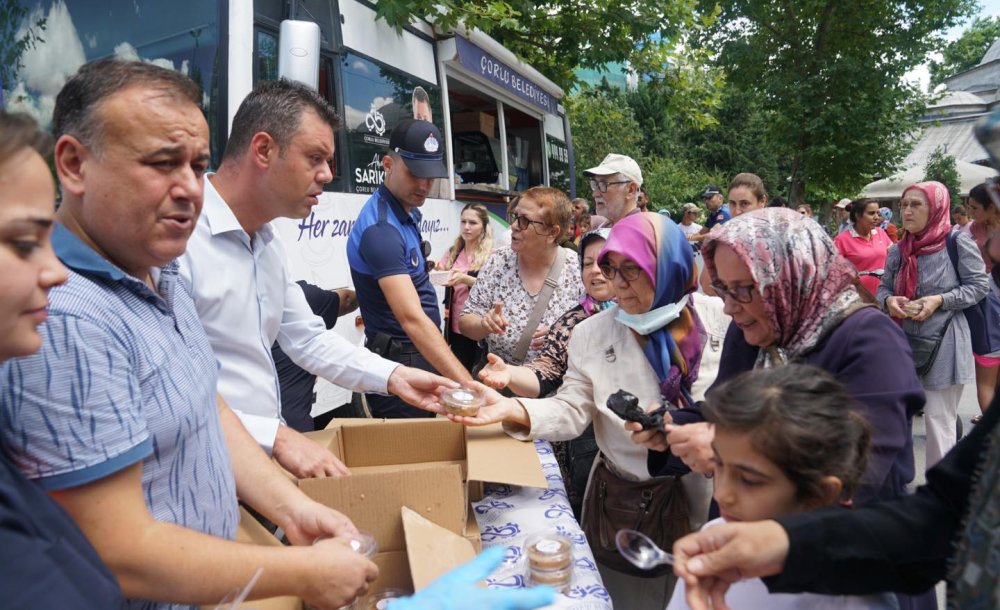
[{"left": 2, "top": 57, "right": 999, "bottom": 610}]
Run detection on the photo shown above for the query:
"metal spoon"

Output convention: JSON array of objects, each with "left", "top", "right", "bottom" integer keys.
[{"left": 615, "top": 529, "right": 676, "bottom": 570}]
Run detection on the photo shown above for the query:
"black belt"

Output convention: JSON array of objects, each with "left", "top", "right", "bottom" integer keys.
[{"left": 366, "top": 333, "right": 420, "bottom": 360}]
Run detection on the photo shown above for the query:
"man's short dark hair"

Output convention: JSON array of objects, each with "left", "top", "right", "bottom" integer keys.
[
  {"left": 224, "top": 79, "right": 340, "bottom": 161},
  {"left": 52, "top": 58, "right": 202, "bottom": 151}
]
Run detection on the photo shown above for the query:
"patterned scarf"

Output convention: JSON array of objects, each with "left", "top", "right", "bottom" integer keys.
[
  {"left": 894, "top": 182, "right": 952, "bottom": 300},
  {"left": 702, "top": 208, "right": 867, "bottom": 367},
  {"left": 598, "top": 212, "right": 705, "bottom": 404},
  {"left": 879, "top": 207, "right": 893, "bottom": 231}
]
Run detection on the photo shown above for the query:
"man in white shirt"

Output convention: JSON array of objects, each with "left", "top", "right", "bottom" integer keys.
[
  {"left": 679, "top": 202, "right": 703, "bottom": 238},
  {"left": 181, "top": 79, "right": 453, "bottom": 478}
]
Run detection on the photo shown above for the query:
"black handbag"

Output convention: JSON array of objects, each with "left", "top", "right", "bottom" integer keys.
[
  {"left": 906, "top": 329, "right": 948, "bottom": 378},
  {"left": 582, "top": 457, "right": 690, "bottom": 577}
]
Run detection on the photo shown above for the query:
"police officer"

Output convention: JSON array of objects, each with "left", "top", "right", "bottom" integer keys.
[{"left": 347, "top": 119, "right": 473, "bottom": 418}]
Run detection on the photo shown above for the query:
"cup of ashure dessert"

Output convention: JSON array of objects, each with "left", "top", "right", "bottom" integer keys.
[
  {"left": 440, "top": 388, "right": 485, "bottom": 417},
  {"left": 903, "top": 301, "right": 923, "bottom": 317},
  {"left": 524, "top": 530, "right": 573, "bottom": 592},
  {"left": 315, "top": 531, "right": 377, "bottom": 610},
  {"left": 363, "top": 588, "right": 411, "bottom": 610}
]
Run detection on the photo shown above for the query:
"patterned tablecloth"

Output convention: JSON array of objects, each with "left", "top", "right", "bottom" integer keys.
[{"left": 473, "top": 440, "right": 614, "bottom": 610}]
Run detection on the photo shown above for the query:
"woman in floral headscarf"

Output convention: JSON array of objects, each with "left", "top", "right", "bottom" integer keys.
[
  {"left": 639, "top": 208, "right": 922, "bottom": 504},
  {"left": 878, "top": 182, "right": 988, "bottom": 468},
  {"left": 631, "top": 207, "right": 935, "bottom": 610},
  {"left": 448, "top": 212, "right": 705, "bottom": 609}
]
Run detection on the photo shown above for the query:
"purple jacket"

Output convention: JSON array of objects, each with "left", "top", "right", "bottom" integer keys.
[{"left": 651, "top": 307, "right": 923, "bottom": 504}]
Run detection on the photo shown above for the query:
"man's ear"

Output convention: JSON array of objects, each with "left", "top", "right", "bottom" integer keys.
[
  {"left": 53, "top": 135, "right": 89, "bottom": 198},
  {"left": 249, "top": 131, "right": 277, "bottom": 169},
  {"left": 382, "top": 154, "right": 393, "bottom": 173}
]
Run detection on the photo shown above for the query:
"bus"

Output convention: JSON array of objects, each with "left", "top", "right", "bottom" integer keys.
[{"left": 3, "top": 0, "right": 575, "bottom": 411}]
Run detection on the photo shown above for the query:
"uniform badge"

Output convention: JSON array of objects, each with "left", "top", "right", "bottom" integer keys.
[{"left": 424, "top": 133, "right": 439, "bottom": 153}]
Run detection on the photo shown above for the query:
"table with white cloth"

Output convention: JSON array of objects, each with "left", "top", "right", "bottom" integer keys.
[{"left": 473, "top": 439, "right": 614, "bottom": 610}]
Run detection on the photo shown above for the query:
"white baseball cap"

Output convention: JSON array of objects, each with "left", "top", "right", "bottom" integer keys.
[{"left": 584, "top": 153, "right": 643, "bottom": 186}]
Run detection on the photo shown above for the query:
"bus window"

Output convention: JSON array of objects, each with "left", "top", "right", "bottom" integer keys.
[
  {"left": 341, "top": 52, "right": 441, "bottom": 195},
  {"left": 3, "top": 0, "right": 223, "bottom": 164}
]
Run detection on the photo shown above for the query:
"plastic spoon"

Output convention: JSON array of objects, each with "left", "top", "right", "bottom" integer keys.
[{"left": 615, "top": 529, "right": 676, "bottom": 570}]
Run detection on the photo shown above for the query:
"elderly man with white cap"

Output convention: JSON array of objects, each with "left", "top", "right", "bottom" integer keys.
[
  {"left": 835, "top": 197, "right": 852, "bottom": 234},
  {"left": 584, "top": 153, "right": 644, "bottom": 227}
]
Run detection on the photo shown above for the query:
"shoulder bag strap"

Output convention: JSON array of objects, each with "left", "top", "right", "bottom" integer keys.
[{"left": 511, "top": 247, "right": 566, "bottom": 364}]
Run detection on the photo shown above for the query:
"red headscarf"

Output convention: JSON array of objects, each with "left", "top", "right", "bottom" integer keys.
[{"left": 894, "top": 181, "right": 952, "bottom": 300}]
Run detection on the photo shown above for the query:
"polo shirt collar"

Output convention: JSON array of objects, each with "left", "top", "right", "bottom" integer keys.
[
  {"left": 53, "top": 222, "right": 127, "bottom": 281},
  {"left": 378, "top": 185, "right": 422, "bottom": 225},
  {"left": 52, "top": 223, "right": 177, "bottom": 306},
  {"left": 203, "top": 174, "right": 274, "bottom": 245}
]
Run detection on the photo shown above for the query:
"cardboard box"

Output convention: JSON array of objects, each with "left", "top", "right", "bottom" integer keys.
[
  {"left": 201, "top": 508, "right": 303, "bottom": 610},
  {"left": 219, "top": 507, "right": 477, "bottom": 609},
  {"left": 452, "top": 111, "right": 496, "bottom": 137},
  {"left": 299, "top": 418, "right": 544, "bottom": 561}
]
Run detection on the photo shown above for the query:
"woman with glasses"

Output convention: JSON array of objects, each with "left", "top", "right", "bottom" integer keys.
[
  {"left": 448, "top": 212, "right": 705, "bottom": 610},
  {"left": 476, "top": 229, "right": 613, "bottom": 515},
  {"left": 967, "top": 182, "right": 1000, "bottom": 424},
  {"left": 640, "top": 209, "right": 922, "bottom": 497},
  {"left": 879, "top": 183, "right": 988, "bottom": 468},
  {"left": 459, "top": 187, "right": 582, "bottom": 366},
  {"left": 633, "top": 207, "right": 937, "bottom": 610}
]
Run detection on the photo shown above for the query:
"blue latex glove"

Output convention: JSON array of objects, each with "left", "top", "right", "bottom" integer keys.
[{"left": 387, "top": 546, "right": 556, "bottom": 610}]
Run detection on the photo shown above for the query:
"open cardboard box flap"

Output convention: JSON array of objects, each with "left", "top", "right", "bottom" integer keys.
[
  {"left": 319, "top": 418, "right": 547, "bottom": 489},
  {"left": 205, "top": 508, "right": 302, "bottom": 610},
  {"left": 464, "top": 423, "right": 548, "bottom": 488},
  {"left": 401, "top": 506, "right": 477, "bottom": 590}
]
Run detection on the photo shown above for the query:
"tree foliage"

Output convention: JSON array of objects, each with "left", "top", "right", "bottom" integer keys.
[
  {"left": 566, "top": 84, "right": 724, "bottom": 215},
  {"left": 371, "top": 0, "right": 702, "bottom": 89},
  {"left": 929, "top": 16, "right": 1000, "bottom": 85},
  {"left": 700, "top": 0, "right": 976, "bottom": 206},
  {"left": 923, "top": 146, "right": 962, "bottom": 207},
  {"left": 0, "top": 0, "right": 46, "bottom": 92}
]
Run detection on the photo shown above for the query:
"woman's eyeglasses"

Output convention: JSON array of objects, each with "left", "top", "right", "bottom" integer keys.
[
  {"left": 711, "top": 282, "right": 756, "bottom": 304},
  {"left": 508, "top": 211, "right": 550, "bottom": 234},
  {"left": 599, "top": 262, "right": 643, "bottom": 283}
]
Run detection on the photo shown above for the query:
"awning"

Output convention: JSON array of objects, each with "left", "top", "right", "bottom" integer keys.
[{"left": 860, "top": 159, "right": 995, "bottom": 199}]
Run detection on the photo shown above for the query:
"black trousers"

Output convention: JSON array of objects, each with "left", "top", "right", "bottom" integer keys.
[{"left": 364, "top": 337, "right": 437, "bottom": 419}]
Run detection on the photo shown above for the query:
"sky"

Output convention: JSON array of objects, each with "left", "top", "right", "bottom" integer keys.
[{"left": 908, "top": 0, "right": 1000, "bottom": 91}]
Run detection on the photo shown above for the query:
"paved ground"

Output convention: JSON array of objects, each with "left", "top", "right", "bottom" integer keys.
[{"left": 910, "top": 381, "right": 984, "bottom": 608}]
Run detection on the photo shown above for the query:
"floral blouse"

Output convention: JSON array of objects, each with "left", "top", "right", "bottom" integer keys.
[{"left": 463, "top": 246, "right": 582, "bottom": 364}]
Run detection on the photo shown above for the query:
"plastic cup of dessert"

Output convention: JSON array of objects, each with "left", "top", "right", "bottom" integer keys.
[
  {"left": 440, "top": 388, "right": 485, "bottom": 417},
  {"left": 524, "top": 530, "right": 573, "bottom": 592},
  {"left": 363, "top": 588, "right": 411, "bottom": 610}
]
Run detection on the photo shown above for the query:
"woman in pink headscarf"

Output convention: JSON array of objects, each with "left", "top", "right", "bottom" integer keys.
[{"left": 877, "top": 182, "right": 989, "bottom": 467}]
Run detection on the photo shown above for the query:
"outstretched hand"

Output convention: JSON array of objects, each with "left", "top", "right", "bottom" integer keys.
[
  {"left": 478, "top": 353, "right": 512, "bottom": 390},
  {"left": 673, "top": 521, "right": 790, "bottom": 610}
]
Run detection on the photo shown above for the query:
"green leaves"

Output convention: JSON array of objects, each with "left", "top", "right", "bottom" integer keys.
[
  {"left": 924, "top": 146, "right": 962, "bottom": 207},
  {"left": 703, "top": 0, "right": 977, "bottom": 203},
  {"left": 929, "top": 16, "right": 1000, "bottom": 86},
  {"left": 369, "top": 0, "right": 702, "bottom": 90}
]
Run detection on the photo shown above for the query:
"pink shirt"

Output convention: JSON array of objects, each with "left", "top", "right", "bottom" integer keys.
[
  {"left": 834, "top": 226, "right": 891, "bottom": 296},
  {"left": 437, "top": 248, "right": 475, "bottom": 334}
]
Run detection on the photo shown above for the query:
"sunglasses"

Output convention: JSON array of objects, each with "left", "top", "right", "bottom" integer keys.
[{"left": 599, "top": 262, "right": 643, "bottom": 283}]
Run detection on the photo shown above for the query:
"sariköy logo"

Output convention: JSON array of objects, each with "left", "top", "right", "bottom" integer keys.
[{"left": 365, "top": 103, "right": 386, "bottom": 136}]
